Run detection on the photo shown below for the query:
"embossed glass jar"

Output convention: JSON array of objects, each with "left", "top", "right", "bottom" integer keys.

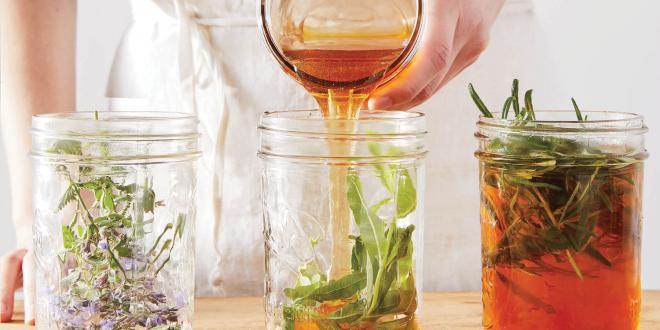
[
  {"left": 259, "top": 110, "right": 426, "bottom": 330},
  {"left": 31, "top": 112, "right": 200, "bottom": 329}
]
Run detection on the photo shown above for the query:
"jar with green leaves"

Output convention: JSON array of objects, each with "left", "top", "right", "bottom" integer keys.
[
  {"left": 472, "top": 81, "right": 648, "bottom": 329},
  {"left": 259, "top": 111, "right": 426, "bottom": 330},
  {"left": 31, "top": 112, "right": 200, "bottom": 329}
]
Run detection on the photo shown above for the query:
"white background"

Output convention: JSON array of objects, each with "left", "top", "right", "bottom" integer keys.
[{"left": 0, "top": 0, "right": 659, "bottom": 289}]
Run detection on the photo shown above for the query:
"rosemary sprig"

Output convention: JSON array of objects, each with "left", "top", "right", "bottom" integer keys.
[
  {"left": 471, "top": 80, "right": 636, "bottom": 293},
  {"left": 572, "top": 97, "right": 585, "bottom": 121},
  {"left": 469, "top": 83, "right": 493, "bottom": 118}
]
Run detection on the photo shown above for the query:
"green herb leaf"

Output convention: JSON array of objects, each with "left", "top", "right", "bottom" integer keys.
[
  {"left": 49, "top": 140, "right": 83, "bottom": 156},
  {"left": 351, "top": 236, "right": 367, "bottom": 273},
  {"left": 142, "top": 188, "right": 156, "bottom": 214},
  {"left": 512, "top": 79, "right": 520, "bottom": 116},
  {"left": 114, "top": 237, "right": 133, "bottom": 258},
  {"left": 102, "top": 189, "right": 115, "bottom": 211},
  {"left": 469, "top": 83, "right": 493, "bottom": 118},
  {"left": 329, "top": 299, "right": 365, "bottom": 324},
  {"left": 507, "top": 176, "right": 562, "bottom": 191},
  {"left": 395, "top": 169, "right": 417, "bottom": 219},
  {"left": 502, "top": 97, "right": 513, "bottom": 119},
  {"left": 307, "top": 272, "right": 366, "bottom": 302},
  {"left": 175, "top": 214, "right": 186, "bottom": 239},
  {"left": 524, "top": 89, "right": 535, "bottom": 120},
  {"left": 572, "top": 98, "right": 584, "bottom": 121},
  {"left": 347, "top": 171, "right": 387, "bottom": 262},
  {"left": 58, "top": 184, "right": 78, "bottom": 211},
  {"left": 62, "top": 225, "right": 75, "bottom": 250},
  {"left": 585, "top": 244, "right": 613, "bottom": 268}
]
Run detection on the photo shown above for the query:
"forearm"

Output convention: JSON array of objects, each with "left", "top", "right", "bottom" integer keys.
[{"left": 0, "top": 0, "right": 76, "bottom": 247}]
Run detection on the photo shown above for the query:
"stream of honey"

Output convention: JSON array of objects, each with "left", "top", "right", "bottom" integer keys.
[
  {"left": 280, "top": 30, "right": 414, "bottom": 283},
  {"left": 287, "top": 47, "right": 410, "bottom": 282}
]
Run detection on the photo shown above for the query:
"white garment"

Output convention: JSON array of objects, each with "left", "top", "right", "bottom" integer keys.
[
  {"left": 108, "top": 0, "right": 548, "bottom": 296},
  {"left": 108, "top": 0, "right": 316, "bottom": 296}
]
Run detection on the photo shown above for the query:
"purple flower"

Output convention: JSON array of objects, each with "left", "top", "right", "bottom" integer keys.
[
  {"left": 100, "top": 318, "right": 115, "bottom": 330},
  {"left": 146, "top": 315, "right": 164, "bottom": 327},
  {"left": 97, "top": 239, "right": 108, "bottom": 251},
  {"left": 82, "top": 242, "right": 92, "bottom": 254}
]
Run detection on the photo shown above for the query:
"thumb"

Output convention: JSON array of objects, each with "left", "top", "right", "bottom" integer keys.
[{"left": 21, "top": 250, "right": 35, "bottom": 325}]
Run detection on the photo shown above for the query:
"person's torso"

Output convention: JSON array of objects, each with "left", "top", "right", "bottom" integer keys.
[{"left": 108, "top": 0, "right": 544, "bottom": 296}]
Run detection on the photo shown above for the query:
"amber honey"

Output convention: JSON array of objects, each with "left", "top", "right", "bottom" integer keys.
[
  {"left": 480, "top": 163, "right": 643, "bottom": 330},
  {"left": 283, "top": 48, "right": 406, "bottom": 119}
]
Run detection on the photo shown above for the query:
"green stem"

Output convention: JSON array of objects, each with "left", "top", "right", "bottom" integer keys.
[
  {"left": 74, "top": 184, "right": 128, "bottom": 280},
  {"left": 147, "top": 224, "right": 173, "bottom": 257}
]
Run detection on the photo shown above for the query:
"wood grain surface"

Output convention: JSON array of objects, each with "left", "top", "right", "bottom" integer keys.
[{"left": 2, "top": 291, "right": 659, "bottom": 329}]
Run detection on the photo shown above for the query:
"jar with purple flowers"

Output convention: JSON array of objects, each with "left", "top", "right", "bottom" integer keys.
[{"left": 31, "top": 112, "right": 200, "bottom": 329}]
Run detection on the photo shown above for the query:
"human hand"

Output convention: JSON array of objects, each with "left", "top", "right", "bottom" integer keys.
[
  {"left": 0, "top": 248, "right": 35, "bottom": 325},
  {"left": 369, "top": 0, "right": 506, "bottom": 110}
]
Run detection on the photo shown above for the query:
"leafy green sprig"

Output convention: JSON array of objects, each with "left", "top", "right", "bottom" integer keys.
[
  {"left": 470, "top": 80, "right": 639, "bottom": 309},
  {"left": 470, "top": 79, "right": 586, "bottom": 123},
  {"left": 281, "top": 145, "right": 419, "bottom": 329},
  {"left": 50, "top": 136, "right": 185, "bottom": 329}
]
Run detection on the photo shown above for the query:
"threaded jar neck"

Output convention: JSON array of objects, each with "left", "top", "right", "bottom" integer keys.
[
  {"left": 476, "top": 111, "right": 649, "bottom": 167},
  {"left": 258, "top": 110, "right": 427, "bottom": 165},
  {"left": 31, "top": 111, "right": 201, "bottom": 165}
]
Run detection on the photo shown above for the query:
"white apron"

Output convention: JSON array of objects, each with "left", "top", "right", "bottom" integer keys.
[{"left": 107, "top": 0, "right": 553, "bottom": 296}]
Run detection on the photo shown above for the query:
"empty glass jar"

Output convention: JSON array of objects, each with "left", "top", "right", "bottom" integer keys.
[
  {"left": 31, "top": 112, "right": 200, "bottom": 329},
  {"left": 259, "top": 110, "right": 426, "bottom": 330}
]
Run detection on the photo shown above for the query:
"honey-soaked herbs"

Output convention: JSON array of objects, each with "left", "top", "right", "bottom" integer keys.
[{"left": 473, "top": 80, "right": 648, "bottom": 330}]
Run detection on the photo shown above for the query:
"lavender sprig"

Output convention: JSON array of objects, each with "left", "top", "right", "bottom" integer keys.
[{"left": 53, "top": 144, "right": 187, "bottom": 329}]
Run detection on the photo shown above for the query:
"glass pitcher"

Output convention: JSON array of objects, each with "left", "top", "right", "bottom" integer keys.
[{"left": 259, "top": 0, "right": 425, "bottom": 118}]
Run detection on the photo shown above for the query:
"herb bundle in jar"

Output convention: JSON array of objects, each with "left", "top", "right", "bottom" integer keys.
[
  {"left": 259, "top": 111, "right": 426, "bottom": 330},
  {"left": 473, "top": 81, "right": 648, "bottom": 329},
  {"left": 31, "top": 112, "right": 200, "bottom": 329}
]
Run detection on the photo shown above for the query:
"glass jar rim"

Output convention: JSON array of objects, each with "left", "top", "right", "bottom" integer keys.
[
  {"left": 477, "top": 110, "right": 648, "bottom": 134},
  {"left": 32, "top": 111, "right": 201, "bottom": 164},
  {"left": 259, "top": 110, "right": 427, "bottom": 163},
  {"left": 259, "top": 110, "right": 427, "bottom": 136},
  {"left": 32, "top": 111, "right": 199, "bottom": 141}
]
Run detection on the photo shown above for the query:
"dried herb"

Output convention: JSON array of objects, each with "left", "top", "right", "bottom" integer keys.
[{"left": 282, "top": 146, "right": 418, "bottom": 329}]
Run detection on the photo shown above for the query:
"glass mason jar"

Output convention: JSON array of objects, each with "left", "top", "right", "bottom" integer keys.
[
  {"left": 476, "top": 111, "right": 648, "bottom": 329},
  {"left": 259, "top": 111, "right": 426, "bottom": 330},
  {"left": 31, "top": 112, "right": 200, "bottom": 329}
]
